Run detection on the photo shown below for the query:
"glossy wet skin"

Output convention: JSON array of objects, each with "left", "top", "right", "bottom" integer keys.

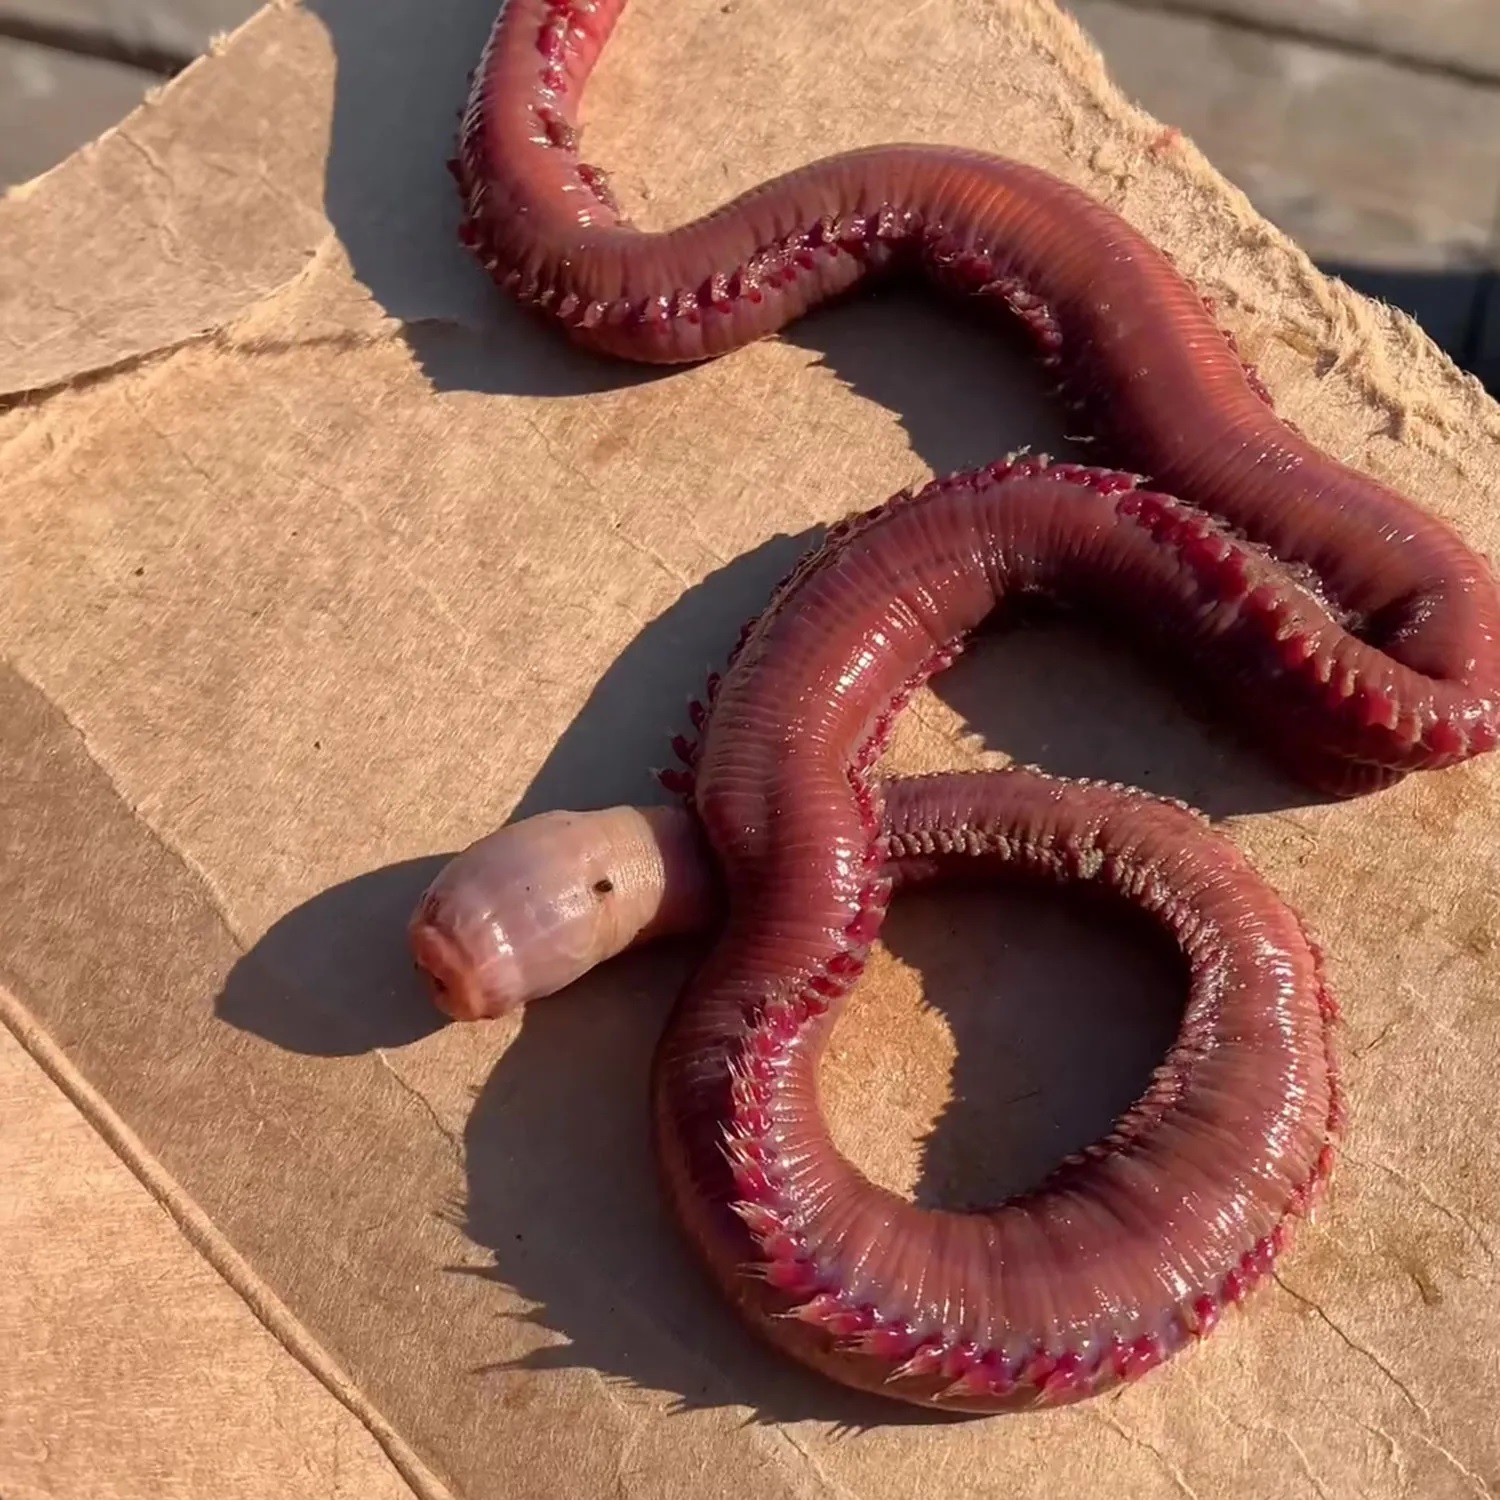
[
  {"left": 410, "top": 806, "right": 715, "bottom": 1021},
  {"left": 411, "top": 753, "right": 1343, "bottom": 1410},
  {"left": 412, "top": 0, "right": 1500, "bottom": 1411}
]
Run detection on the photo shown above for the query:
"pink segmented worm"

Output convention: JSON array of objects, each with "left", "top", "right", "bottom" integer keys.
[{"left": 409, "top": 0, "right": 1500, "bottom": 1411}]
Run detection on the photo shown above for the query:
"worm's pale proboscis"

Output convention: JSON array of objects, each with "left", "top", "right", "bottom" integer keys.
[{"left": 411, "top": 806, "right": 715, "bottom": 1020}]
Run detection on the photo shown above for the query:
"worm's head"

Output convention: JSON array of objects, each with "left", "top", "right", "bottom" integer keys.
[
  {"left": 408, "top": 805, "right": 715, "bottom": 1022},
  {"left": 407, "top": 887, "right": 528, "bottom": 1023}
]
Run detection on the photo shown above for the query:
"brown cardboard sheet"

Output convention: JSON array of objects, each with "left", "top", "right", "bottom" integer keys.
[
  {"left": 0, "top": 1002, "right": 421, "bottom": 1499},
  {"left": 3, "top": 1, "right": 1500, "bottom": 1496}
]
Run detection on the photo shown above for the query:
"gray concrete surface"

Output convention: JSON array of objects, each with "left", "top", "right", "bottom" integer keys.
[{"left": 2, "top": 0, "right": 1498, "bottom": 382}]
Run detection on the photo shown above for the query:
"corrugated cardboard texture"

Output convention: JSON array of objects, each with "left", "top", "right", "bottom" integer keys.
[{"left": 3, "top": 1, "right": 1499, "bottom": 1496}]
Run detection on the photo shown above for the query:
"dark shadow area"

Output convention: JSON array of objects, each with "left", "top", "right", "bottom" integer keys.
[
  {"left": 211, "top": 529, "right": 826, "bottom": 1063},
  {"left": 888, "top": 881, "right": 1185, "bottom": 1211},
  {"left": 511, "top": 528, "right": 820, "bottom": 817},
  {"left": 449, "top": 943, "right": 974, "bottom": 1429},
  {"left": 303, "top": 0, "right": 503, "bottom": 331},
  {"left": 776, "top": 289, "right": 1088, "bottom": 478},
  {"left": 451, "top": 860, "right": 1183, "bottom": 1426},
  {"left": 299, "top": 0, "right": 682, "bottom": 402},
  {"left": 0, "top": 13, "right": 189, "bottom": 75},
  {"left": 932, "top": 615, "right": 1325, "bottom": 818},
  {"left": 216, "top": 855, "right": 451, "bottom": 1055}
]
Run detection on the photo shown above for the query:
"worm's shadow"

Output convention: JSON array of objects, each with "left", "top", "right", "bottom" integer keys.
[
  {"left": 303, "top": 0, "right": 673, "bottom": 403},
  {"left": 219, "top": 526, "right": 1321, "bottom": 1425},
  {"left": 225, "top": 0, "right": 1345, "bottom": 1425},
  {"left": 447, "top": 860, "right": 1186, "bottom": 1426},
  {"left": 216, "top": 852, "right": 450, "bottom": 1057},
  {"left": 299, "top": 0, "right": 1341, "bottom": 812},
  {"left": 300, "top": 0, "right": 1499, "bottom": 402}
]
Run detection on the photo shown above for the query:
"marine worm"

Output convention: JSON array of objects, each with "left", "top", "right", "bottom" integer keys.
[{"left": 412, "top": 0, "right": 1500, "bottom": 1410}]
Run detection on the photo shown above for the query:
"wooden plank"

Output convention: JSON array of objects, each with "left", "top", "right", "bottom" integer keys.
[
  {"left": 0, "top": 0, "right": 260, "bottom": 63},
  {"left": 0, "top": 1, "right": 260, "bottom": 191},
  {"left": 1072, "top": 0, "right": 1500, "bottom": 354},
  {"left": 0, "top": 37, "right": 156, "bottom": 190},
  {"left": 1125, "top": 0, "right": 1500, "bottom": 83}
]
